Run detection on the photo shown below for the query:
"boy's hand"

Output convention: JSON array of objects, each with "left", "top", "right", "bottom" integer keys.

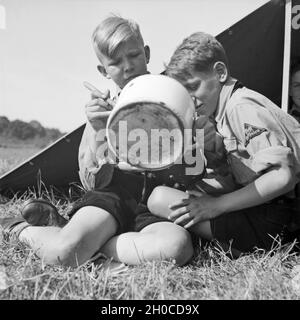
[
  {"left": 168, "top": 190, "right": 223, "bottom": 229},
  {"left": 84, "top": 82, "right": 116, "bottom": 131}
]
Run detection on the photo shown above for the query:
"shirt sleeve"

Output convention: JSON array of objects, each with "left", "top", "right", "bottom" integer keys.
[
  {"left": 227, "top": 103, "right": 295, "bottom": 174},
  {"left": 78, "top": 121, "right": 112, "bottom": 190}
]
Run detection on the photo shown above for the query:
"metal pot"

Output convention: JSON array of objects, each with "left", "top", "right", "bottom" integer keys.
[{"left": 106, "top": 74, "right": 198, "bottom": 170}]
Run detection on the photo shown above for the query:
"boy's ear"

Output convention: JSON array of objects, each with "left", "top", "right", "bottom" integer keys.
[
  {"left": 214, "top": 62, "right": 228, "bottom": 83},
  {"left": 144, "top": 45, "right": 150, "bottom": 64},
  {"left": 97, "top": 65, "right": 111, "bottom": 79}
]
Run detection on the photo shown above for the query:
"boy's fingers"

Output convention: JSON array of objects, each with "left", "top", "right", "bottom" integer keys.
[
  {"left": 83, "top": 82, "right": 115, "bottom": 110},
  {"left": 88, "top": 111, "right": 111, "bottom": 119},
  {"left": 104, "top": 99, "right": 115, "bottom": 110},
  {"left": 186, "top": 190, "right": 203, "bottom": 197},
  {"left": 173, "top": 212, "right": 192, "bottom": 226},
  {"left": 85, "top": 98, "right": 102, "bottom": 108},
  {"left": 93, "top": 97, "right": 115, "bottom": 110},
  {"left": 86, "top": 105, "right": 110, "bottom": 114},
  {"left": 168, "top": 206, "right": 190, "bottom": 220},
  {"left": 183, "top": 219, "right": 197, "bottom": 229},
  {"left": 168, "top": 199, "right": 190, "bottom": 211},
  {"left": 91, "top": 90, "right": 110, "bottom": 100},
  {"left": 85, "top": 98, "right": 111, "bottom": 110},
  {"left": 91, "top": 92, "right": 103, "bottom": 99},
  {"left": 102, "top": 89, "right": 110, "bottom": 98}
]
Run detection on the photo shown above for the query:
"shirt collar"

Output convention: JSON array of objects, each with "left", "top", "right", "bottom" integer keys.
[{"left": 214, "top": 77, "right": 237, "bottom": 124}]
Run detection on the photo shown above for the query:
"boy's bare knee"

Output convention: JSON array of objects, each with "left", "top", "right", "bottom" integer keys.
[
  {"left": 151, "top": 226, "right": 193, "bottom": 266},
  {"left": 141, "top": 222, "right": 194, "bottom": 265},
  {"left": 165, "top": 229, "right": 194, "bottom": 266},
  {"left": 147, "top": 186, "right": 171, "bottom": 218}
]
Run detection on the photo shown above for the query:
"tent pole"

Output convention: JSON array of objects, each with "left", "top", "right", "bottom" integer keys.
[{"left": 281, "top": 0, "right": 292, "bottom": 112}]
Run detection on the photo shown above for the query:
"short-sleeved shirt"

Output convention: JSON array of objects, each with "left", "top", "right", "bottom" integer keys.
[
  {"left": 193, "top": 115, "right": 237, "bottom": 195},
  {"left": 215, "top": 78, "right": 300, "bottom": 188}
]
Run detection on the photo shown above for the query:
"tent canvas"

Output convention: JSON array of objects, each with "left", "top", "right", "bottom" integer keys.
[{"left": 1, "top": 0, "right": 299, "bottom": 197}]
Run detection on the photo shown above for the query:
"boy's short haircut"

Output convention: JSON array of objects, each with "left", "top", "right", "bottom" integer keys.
[
  {"left": 166, "top": 32, "right": 229, "bottom": 82},
  {"left": 92, "top": 14, "right": 144, "bottom": 59}
]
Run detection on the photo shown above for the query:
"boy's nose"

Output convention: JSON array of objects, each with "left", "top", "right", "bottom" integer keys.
[
  {"left": 123, "top": 59, "right": 133, "bottom": 72},
  {"left": 192, "top": 96, "right": 203, "bottom": 107}
]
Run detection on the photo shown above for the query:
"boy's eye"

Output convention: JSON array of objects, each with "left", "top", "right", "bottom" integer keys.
[
  {"left": 129, "top": 52, "right": 140, "bottom": 58},
  {"left": 109, "top": 59, "right": 121, "bottom": 66},
  {"left": 186, "top": 83, "right": 200, "bottom": 91}
]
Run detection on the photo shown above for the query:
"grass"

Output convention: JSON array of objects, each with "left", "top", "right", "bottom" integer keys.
[
  {"left": 0, "top": 146, "right": 40, "bottom": 177},
  {"left": 1, "top": 215, "right": 300, "bottom": 300},
  {"left": 1, "top": 147, "right": 300, "bottom": 300}
]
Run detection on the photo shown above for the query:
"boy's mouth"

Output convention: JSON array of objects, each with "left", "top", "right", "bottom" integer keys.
[{"left": 195, "top": 102, "right": 204, "bottom": 114}]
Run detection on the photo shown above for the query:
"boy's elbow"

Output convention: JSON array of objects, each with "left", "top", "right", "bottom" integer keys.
[{"left": 277, "top": 165, "right": 296, "bottom": 191}]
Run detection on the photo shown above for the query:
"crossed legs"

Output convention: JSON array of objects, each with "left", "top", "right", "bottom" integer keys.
[
  {"left": 102, "top": 221, "right": 193, "bottom": 266},
  {"left": 19, "top": 205, "right": 193, "bottom": 267}
]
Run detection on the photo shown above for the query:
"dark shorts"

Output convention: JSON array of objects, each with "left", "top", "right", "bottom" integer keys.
[
  {"left": 210, "top": 201, "right": 295, "bottom": 256},
  {"left": 68, "top": 165, "right": 169, "bottom": 234},
  {"left": 70, "top": 164, "right": 296, "bottom": 254}
]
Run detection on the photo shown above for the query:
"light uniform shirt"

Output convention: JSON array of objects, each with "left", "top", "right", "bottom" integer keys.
[
  {"left": 193, "top": 115, "right": 237, "bottom": 195},
  {"left": 78, "top": 92, "right": 120, "bottom": 191},
  {"left": 214, "top": 77, "right": 300, "bottom": 190}
]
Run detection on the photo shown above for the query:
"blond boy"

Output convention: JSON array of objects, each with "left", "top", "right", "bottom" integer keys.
[{"left": 0, "top": 16, "right": 193, "bottom": 267}]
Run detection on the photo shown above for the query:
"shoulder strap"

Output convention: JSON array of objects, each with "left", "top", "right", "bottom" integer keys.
[{"left": 230, "top": 80, "right": 244, "bottom": 97}]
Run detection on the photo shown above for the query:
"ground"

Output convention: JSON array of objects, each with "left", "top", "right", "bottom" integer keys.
[{"left": 1, "top": 145, "right": 300, "bottom": 300}]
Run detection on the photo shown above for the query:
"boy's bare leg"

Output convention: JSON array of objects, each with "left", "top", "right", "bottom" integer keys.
[
  {"left": 101, "top": 221, "right": 194, "bottom": 266},
  {"left": 147, "top": 186, "right": 213, "bottom": 240},
  {"left": 19, "top": 206, "right": 117, "bottom": 267}
]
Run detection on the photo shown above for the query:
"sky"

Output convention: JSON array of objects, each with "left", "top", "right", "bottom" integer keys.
[{"left": 0, "top": 0, "right": 268, "bottom": 133}]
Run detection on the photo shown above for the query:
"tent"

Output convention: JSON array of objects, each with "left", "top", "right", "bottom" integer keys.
[{"left": 0, "top": 0, "right": 299, "bottom": 197}]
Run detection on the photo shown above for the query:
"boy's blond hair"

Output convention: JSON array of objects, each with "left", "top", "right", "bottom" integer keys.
[
  {"left": 166, "top": 32, "right": 229, "bottom": 82},
  {"left": 92, "top": 14, "right": 144, "bottom": 59}
]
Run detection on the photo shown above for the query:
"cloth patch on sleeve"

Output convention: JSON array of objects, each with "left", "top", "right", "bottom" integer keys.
[{"left": 244, "top": 123, "right": 267, "bottom": 147}]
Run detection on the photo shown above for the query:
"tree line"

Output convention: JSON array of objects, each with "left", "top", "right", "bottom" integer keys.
[{"left": 0, "top": 116, "right": 64, "bottom": 147}]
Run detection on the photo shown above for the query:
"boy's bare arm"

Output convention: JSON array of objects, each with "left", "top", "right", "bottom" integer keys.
[
  {"left": 220, "top": 164, "right": 296, "bottom": 214},
  {"left": 168, "top": 164, "right": 296, "bottom": 229}
]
